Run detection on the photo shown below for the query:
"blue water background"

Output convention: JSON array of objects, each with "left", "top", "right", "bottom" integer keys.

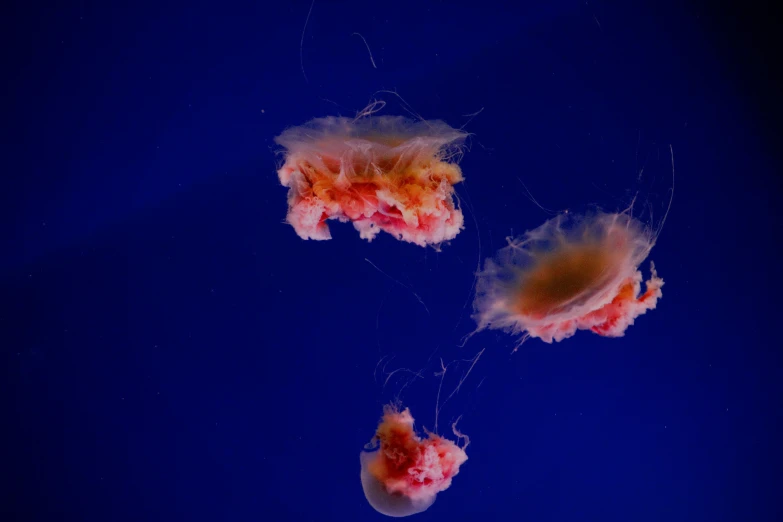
[{"left": 4, "top": 1, "right": 781, "bottom": 520}]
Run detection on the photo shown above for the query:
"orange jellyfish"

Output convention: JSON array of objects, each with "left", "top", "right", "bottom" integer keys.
[
  {"left": 360, "top": 405, "right": 468, "bottom": 517},
  {"left": 274, "top": 114, "right": 468, "bottom": 247},
  {"left": 472, "top": 210, "right": 664, "bottom": 344}
]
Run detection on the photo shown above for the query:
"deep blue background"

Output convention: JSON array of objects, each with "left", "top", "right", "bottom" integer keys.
[{"left": 3, "top": 1, "right": 782, "bottom": 521}]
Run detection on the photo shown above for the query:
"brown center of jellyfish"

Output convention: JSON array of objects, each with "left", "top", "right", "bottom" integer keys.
[{"left": 514, "top": 243, "right": 611, "bottom": 318}]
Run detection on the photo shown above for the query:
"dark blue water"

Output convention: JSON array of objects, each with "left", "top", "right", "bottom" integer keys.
[{"left": 4, "top": 1, "right": 781, "bottom": 521}]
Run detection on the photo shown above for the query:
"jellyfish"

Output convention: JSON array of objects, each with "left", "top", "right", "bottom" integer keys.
[
  {"left": 360, "top": 405, "right": 468, "bottom": 517},
  {"left": 472, "top": 210, "right": 664, "bottom": 344},
  {"left": 274, "top": 114, "right": 468, "bottom": 247}
]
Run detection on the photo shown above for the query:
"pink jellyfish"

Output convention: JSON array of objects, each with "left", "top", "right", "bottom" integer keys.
[
  {"left": 360, "top": 405, "right": 468, "bottom": 517},
  {"left": 274, "top": 114, "right": 468, "bottom": 247},
  {"left": 473, "top": 210, "right": 664, "bottom": 344}
]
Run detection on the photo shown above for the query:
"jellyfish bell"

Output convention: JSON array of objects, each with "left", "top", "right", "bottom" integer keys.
[
  {"left": 274, "top": 113, "right": 469, "bottom": 248},
  {"left": 360, "top": 449, "right": 436, "bottom": 517},
  {"left": 360, "top": 405, "right": 468, "bottom": 517},
  {"left": 472, "top": 209, "right": 664, "bottom": 344}
]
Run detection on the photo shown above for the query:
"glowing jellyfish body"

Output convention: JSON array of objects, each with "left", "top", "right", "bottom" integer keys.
[
  {"left": 473, "top": 211, "right": 664, "bottom": 344},
  {"left": 274, "top": 115, "right": 468, "bottom": 247},
  {"left": 360, "top": 405, "right": 468, "bottom": 517}
]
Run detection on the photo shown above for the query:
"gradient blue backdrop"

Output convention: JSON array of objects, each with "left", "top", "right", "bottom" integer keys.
[{"left": 4, "top": 1, "right": 782, "bottom": 521}]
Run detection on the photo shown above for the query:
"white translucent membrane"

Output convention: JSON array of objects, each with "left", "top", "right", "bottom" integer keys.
[{"left": 359, "top": 450, "right": 436, "bottom": 518}]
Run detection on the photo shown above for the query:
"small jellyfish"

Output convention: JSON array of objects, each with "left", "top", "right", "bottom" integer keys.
[
  {"left": 274, "top": 114, "right": 468, "bottom": 247},
  {"left": 360, "top": 405, "right": 468, "bottom": 517},
  {"left": 473, "top": 210, "right": 664, "bottom": 344}
]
